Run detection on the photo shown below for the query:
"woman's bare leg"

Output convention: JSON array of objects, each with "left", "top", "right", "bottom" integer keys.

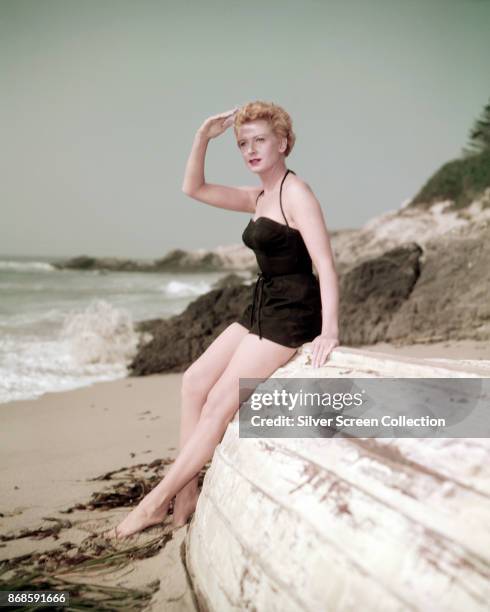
[
  {"left": 110, "top": 333, "right": 296, "bottom": 538},
  {"left": 172, "top": 322, "right": 249, "bottom": 527}
]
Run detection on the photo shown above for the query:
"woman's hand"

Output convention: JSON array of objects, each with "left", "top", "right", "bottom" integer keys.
[
  {"left": 198, "top": 107, "right": 239, "bottom": 140},
  {"left": 310, "top": 334, "right": 339, "bottom": 368}
]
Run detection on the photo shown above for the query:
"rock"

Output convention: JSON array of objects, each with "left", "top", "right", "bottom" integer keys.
[
  {"left": 130, "top": 284, "right": 253, "bottom": 375},
  {"left": 339, "top": 243, "right": 422, "bottom": 345},
  {"left": 212, "top": 273, "right": 249, "bottom": 289},
  {"left": 52, "top": 255, "right": 153, "bottom": 272},
  {"left": 53, "top": 245, "right": 258, "bottom": 273},
  {"left": 53, "top": 255, "right": 97, "bottom": 270},
  {"left": 152, "top": 245, "right": 258, "bottom": 272},
  {"left": 329, "top": 189, "right": 490, "bottom": 274},
  {"left": 153, "top": 248, "right": 223, "bottom": 271},
  {"left": 386, "top": 219, "right": 490, "bottom": 343}
]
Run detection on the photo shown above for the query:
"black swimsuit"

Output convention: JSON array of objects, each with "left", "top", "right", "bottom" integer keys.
[{"left": 237, "top": 169, "right": 322, "bottom": 348}]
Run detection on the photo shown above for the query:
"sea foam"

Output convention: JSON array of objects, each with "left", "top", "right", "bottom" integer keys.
[
  {"left": 60, "top": 299, "right": 140, "bottom": 365},
  {"left": 164, "top": 279, "right": 212, "bottom": 297},
  {"left": 0, "top": 260, "right": 56, "bottom": 272}
]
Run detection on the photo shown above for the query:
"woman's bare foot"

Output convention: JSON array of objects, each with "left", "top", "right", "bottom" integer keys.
[
  {"left": 104, "top": 497, "right": 171, "bottom": 540},
  {"left": 172, "top": 488, "right": 199, "bottom": 528}
]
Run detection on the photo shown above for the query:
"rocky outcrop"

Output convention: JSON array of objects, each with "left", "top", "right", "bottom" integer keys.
[
  {"left": 385, "top": 219, "right": 490, "bottom": 343},
  {"left": 154, "top": 245, "right": 258, "bottom": 272},
  {"left": 337, "top": 218, "right": 490, "bottom": 346},
  {"left": 330, "top": 187, "right": 490, "bottom": 274},
  {"left": 130, "top": 283, "right": 253, "bottom": 375},
  {"left": 52, "top": 255, "right": 154, "bottom": 272},
  {"left": 211, "top": 273, "right": 250, "bottom": 289},
  {"left": 53, "top": 245, "right": 258, "bottom": 273},
  {"left": 185, "top": 347, "right": 490, "bottom": 612},
  {"left": 339, "top": 243, "right": 422, "bottom": 345}
]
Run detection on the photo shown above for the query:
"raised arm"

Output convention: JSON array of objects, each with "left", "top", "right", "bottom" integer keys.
[{"left": 182, "top": 109, "right": 260, "bottom": 213}]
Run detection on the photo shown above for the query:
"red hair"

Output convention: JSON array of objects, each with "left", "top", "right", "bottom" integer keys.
[{"left": 234, "top": 100, "right": 296, "bottom": 157}]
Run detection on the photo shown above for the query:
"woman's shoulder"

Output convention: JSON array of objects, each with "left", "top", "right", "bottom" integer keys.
[
  {"left": 283, "top": 172, "right": 321, "bottom": 222},
  {"left": 284, "top": 172, "right": 315, "bottom": 198}
]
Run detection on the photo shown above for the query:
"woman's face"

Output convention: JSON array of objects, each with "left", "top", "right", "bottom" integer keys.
[{"left": 236, "top": 120, "right": 286, "bottom": 173}]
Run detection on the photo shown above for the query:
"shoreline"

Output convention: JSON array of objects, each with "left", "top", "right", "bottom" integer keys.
[{"left": 3, "top": 338, "right": 490, "bottom": 408}]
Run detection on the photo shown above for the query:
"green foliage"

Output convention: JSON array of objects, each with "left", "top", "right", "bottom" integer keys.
[
  {"left": 463, "top": 98, "right": 490, "bottom": 156},
  {"left": 410, "top": 98, "right": 490, "bottom": 210},
  {"left": 410, "top": 149, "right": 490, "bottom": 210}
]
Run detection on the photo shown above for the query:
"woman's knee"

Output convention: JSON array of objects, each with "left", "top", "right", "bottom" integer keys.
[
  {"left": 181, "top": 363, "right": 212, "bottom": 400},
  {"left": 200, "top": 384, "right": 236, "bottom": 426}
]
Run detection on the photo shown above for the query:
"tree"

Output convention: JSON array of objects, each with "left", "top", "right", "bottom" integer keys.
[{"left": 462, "top": 98, "right": 490, "bottom": 157}]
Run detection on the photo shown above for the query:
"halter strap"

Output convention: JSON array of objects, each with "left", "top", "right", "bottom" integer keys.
[
  {"left": 279, "top": 169, "right": 295, "bottom": 227},
  {"left": 255, "top": 169, "right": 296, "bottom": 226}
]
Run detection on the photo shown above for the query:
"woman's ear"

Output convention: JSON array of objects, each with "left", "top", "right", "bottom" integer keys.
[{"left": 279, "top": 137, "right": 287, "bottom": 153}]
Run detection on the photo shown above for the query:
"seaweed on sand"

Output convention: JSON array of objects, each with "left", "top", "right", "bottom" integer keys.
[
  {"left": 1, "top": 457, "right": 210, "bottom": 609},
  {"left": 61, "top": 457, "right": 210, "bottom": 514},
  {"left": 0, "top": 518, "right": 73, "bottom": 543},
  {"left": 0, "top": 531, "right": 171, "bottom": 611}
]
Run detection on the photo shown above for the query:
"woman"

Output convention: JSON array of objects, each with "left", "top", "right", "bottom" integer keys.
[{"left": 105, "top": 101, "right": 339, "bottom": 539}]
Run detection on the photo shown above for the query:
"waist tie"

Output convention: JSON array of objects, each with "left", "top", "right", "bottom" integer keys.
[
  {"left": 250, "top": 272, "right": 266, "bottom": 339},
  {"left": 249, "top": 270, "right": 316, "bottom": 339}
]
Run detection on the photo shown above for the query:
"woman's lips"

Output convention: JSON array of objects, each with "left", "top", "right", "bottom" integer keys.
[{"left": 249, "top": 158, "right": 261, "bottom": 166}]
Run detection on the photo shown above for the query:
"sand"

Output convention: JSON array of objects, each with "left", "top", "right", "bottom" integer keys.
[
  {"left": 0, "top": 373, "right": 199, "bottom": 611},
  {"left": 1, "top": 340, "right": 489, "bottom": 609}
]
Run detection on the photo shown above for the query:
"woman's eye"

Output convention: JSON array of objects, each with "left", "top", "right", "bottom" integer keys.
[{"left": 256, "top": 137, "right": 264, "bottom": 142}]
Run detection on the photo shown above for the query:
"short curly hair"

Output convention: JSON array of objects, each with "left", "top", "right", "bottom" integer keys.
[{"left": 234, "top": 100, "right": 296, "bottom": 157}]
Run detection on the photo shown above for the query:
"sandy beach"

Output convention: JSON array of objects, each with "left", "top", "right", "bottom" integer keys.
[
  {"left": 1, "top": 340, "right": 489, "bottom": 609},
  {"left": 0, "top": 373, "right": 200, "bottom": 610}
]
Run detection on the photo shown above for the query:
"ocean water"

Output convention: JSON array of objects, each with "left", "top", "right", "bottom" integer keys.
[{"left": 0, "top": 255, "right": 232, "bottom": 404}]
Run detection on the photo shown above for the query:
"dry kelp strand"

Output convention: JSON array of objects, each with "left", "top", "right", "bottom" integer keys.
[
  {"left": 0, "top": 534, "right": 170, "bottom": 609},
  {"left": 0, "top": 518, "right": 73, "bottom": 543},
  {"left": 1, "top": 532, "right": 173, "bottom": 580},
  {"left": 62, "top": 457, "right": 209, "bottom": 513}
]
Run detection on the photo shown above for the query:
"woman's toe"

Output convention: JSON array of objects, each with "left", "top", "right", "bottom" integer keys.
[{"left": 102, "top": 524, "right": 125, "bottom": 541}]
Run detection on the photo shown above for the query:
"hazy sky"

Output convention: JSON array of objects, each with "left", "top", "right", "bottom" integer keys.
[{"left": 1, "top": 0, "right": 489, "bottom": 258}]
